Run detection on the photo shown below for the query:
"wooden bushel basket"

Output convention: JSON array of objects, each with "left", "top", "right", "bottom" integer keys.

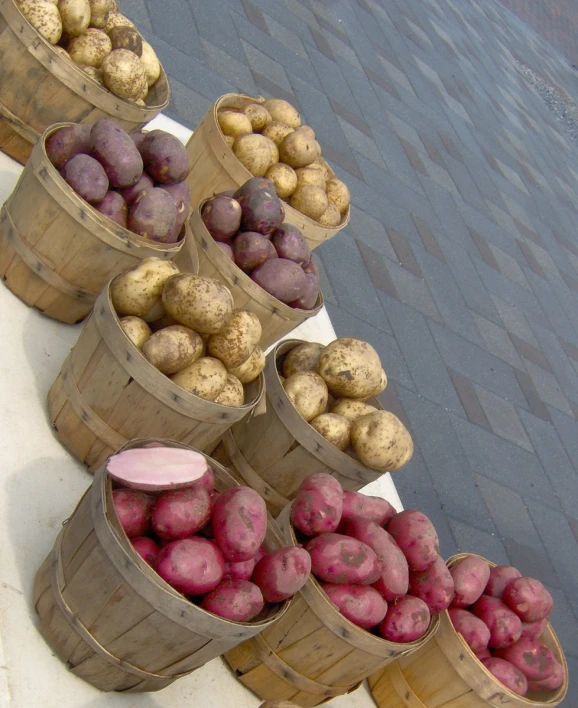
[
  {"left": 47, "top": 280, "right": 265, "bottom": 472},
  {"left": 0, "top": 122, "right": 183, "bottom": 324},
  {"left": 33, "top": 438, "right": 291, "bottom": 693},
  {"left": 183, "top": 93, "right": 350, "bottom": 251},
  {"left": 211, "top": 339, "right": 387, "bottom": 517},
  {"left": 368, "top": 553, "right": 568, "bottom": 708},
  {"left": 0, "top": 0, "right": 170, "bottom": 164},
  {"left": 175, "top": 205, "right": 323, "bottom": 349},
  {"left": 224, "top": 506, "right": 439, "bottom": 707}
]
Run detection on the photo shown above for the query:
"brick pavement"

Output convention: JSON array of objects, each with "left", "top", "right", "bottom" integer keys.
[{"left": 119, "top": 0, "right": 578, "bottom": 702}]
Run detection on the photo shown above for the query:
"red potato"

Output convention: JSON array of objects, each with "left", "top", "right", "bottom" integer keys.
[
  {"left": 379, "top": 595, "right": 430, "bottom": 643},
  {"left": 521, "top": 617, "right": 548, "bottom": 640},
  {"left": 151, "top": 486, "right": 211, "bottom": 540},
  {"left": 131, "top": 536, "right": 160, "bottom": 567},
  {"left": 112, "top": 488, "right": 154, "bottom": 537},
  {"left": 305, "top": 533, "right": 380, "bottom": 585},
  {"left": 217, "top": 241, "right": 234, "bottom": 260},
  {"left": 494, "top": 638, "right": 555, "bottom": 681},
  {"left": 90, "top": 118, "right": 144, "bottom": 188},
  {"left": 271, "top": 224, "right": 310, "bottom": 265},
  {"left": 322, "top": 584, "right": 387, "bottom": 629},
  {"left": 473, "top": 595, "right": 523, "bottom": 649},
  {"left": 388, "top": 510, "right": 439, "bottom": 572},
  {"left": 289, "top": 273, "right": 319, "bottom": 310},
  {"left": 62, "top": 154, "right": 109, "bottom": 203},
  {"left": 212, "top": 487, "right": 267, "bottom": 562},
  {"left": 120, "top": 172, "right": 154, "bottom": 204},
  {"left": 251, "top": 258, "right": 308, "bottom": 303},
  {"left": 93, "top": 190, "right": 127, "bottom": 227},
  {"left": 223, "top": 557, "right": 256, "bottom": 581},
  {"left": 409, "top": 556, "right": 455, "bottom": 615},
  {"left": 156, "top": 537, "right": 224, "bottom": 595},
  {"left": 481, "top": 657, "right": 528, "bottom": 696},
  {"left": 290, "top": 472, "right": 343, "bottom": 536},
  {"left": 528, "top": 659, "right": 564, "bottom": 691},
  {"left": 200, "top": 579, "right": 264, "bottom": 622},
  {"left": 344, "top": 518, "right": 408, "bottom": 601},
  {"left": 140, "top": 131, "right": 191, "bottom": 184},
  {"left": 476, "top": 648, "right": 492, "bottom": 662},
  {"left": 191, "top": 465, "right": 214, "bottom": 495},
  {"left": 450, "top": 555, "right": 491, "bottom": 608},
  {"left": 202, "top": 195, "right": 242, "bottom": 242},
  {"left": 46, "top": 124, "right": 91, "bottom": 169},
  {"left": 128, "top": 187, "right": 177, "bottom": 242},
  {"left": 485, "top": 565, "right": 522, "bottom": 598},
  {"left": 252, "top": 547, "right": 311, "bottom": 603},
  {"left": 233, "top": 231, "right": 278, "bottom": 271},
  {"left": 130, "top": 130, "right": 147, "bottom": 150},
  {"left": 448, "top": 608, "right": 491, "bottom": 652},
  {"left": 340, "top": 490, "right": 397, "bottom": 527},
  {"left": 502, "top": 577, "right": 553, "bottom": 623}
]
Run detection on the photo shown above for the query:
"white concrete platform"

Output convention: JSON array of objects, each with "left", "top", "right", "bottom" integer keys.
[{"left": 0, "top": 116, "right": 402, "bottom": 707}]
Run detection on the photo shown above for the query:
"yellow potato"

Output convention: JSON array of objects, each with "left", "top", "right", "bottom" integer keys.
[
  {"left": 19, "top": 0, "right": 62, "bottom": 44},
  {"left": 228, "top": 346, "right": 265, "bottom": 384},
  {"left": 308, "top": 157, "right": 331, "bottom": 182},
  {"left": 318, "top": 337, "right": 383, "bottom": 398},
  {"left": 80, "top": 64, "right": 104, "bottom": 84},
  {"left": 171, "top": 357, "right": 228, "bottom": 401},
  {"left": 111, "top": 258, "right": 179, "bottom": 317},
  {"left": 267, "top": 136, "right": 279, "bottom": 165},
  {"left": 140, "top": 40, "right": 160, "bottom": 86},
  {"left": 53, "top": 45, "right": 71, "bottom": 59},
  {"left": 266, "top": 163, "right": 297, "bottom": 199},
  {"left": 141, "top": 297, "right": 166, "bottom": 323},
  {"left": 88, "top": 0, "right": 115, "bottom": 29},
  {"left": 103, "top": 9, "right": 134, "bottom": 32},
  {"left": 58, "top": 0, "right": 90, "bottom": 37},
  {"left": 142, "top": 325, "right": 204, "bottom": 375},
  {"left": 289, "top": 185, "right": 328, "bottom": 220},
  {"left": 310, "top": 413, "right": 351, "bottom": 450},
  {"left": 361, "top": 368, "right": 387, "bottom": 399},
  {"left": 262, "top": 121, "right": 294, "bottom": 147},
  {"left": 326, "top": 178, "right": 351, "bottom": 214},
  {"left": 233, "top": 133, "right": 276, "bottom": 177},
  {"left": 243, "top": 103, "right": 272, "bottom": 132},
  {"left": 262, "top": 99, "right": 301, "bottom": 128},
  {"left": 279, "top": 131, "right": 320, "bottom": 168},
  {"left": 218, "top": 110, "right": 253, "bottom": 138},
  {"left": 283, "top": 371, "right": 328, "bottom": 422},
  {"left": 223, "top": 135, "right": 235, "bottom": 149},
  {"left": 102, "top": 48, "right": 147, "bottom": 99},
  {"left": 351, "top": 411, "right": 413, "bottom": 471},
  {"left": 282, "top": 342, "right": 323, "bottom": 378},
  {"left": 119, "top": 316, "right": 151, "bottom": 350},
  {"left": 109, "top": 25, "right": 142, "bottom": 55},
  {"left": 214, "top": 373, "right": 245, "bottom": 407},
  {"left": 295, "top": 125, "right": 315, "bottom": 140},
  {"left": 331, "top": 398, "right": 377, "bottom": 423},
  {"left": 68, "top": 27, "right": 111, "bottom": 67},
  {"left": 295, "top": 167, "right": 326, "bottom": 190},
  {"left": 162, "top": 273, "right": 234, "bottom": 334},
  {"left": 207, "top": 310, "right": 262, "bottom": 369},
  {"left": 318, "top": 203, "right": 341, "bottom": 227}
]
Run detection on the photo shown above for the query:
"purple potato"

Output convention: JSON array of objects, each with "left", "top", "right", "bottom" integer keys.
[
  {"left": 163, "top": 182, "right": 192, "bottom": 243},
  {"left": 130, "top": 130, "right": 148, "bottom": 150},
  {"left": 289, "top": 273, "right": 319, "bottom": 310},
  {"left": 90, "top": 119, "right": 143, "bottom": 189},
  {"left": 140, "top": 131, "right": 190, "bottom": 184},
  {"left": 62, "top": 154, "right": 109, "bottom": 204},
  {"left": 93, "top": 191, "right": 128, "bottom": 227},
  {"left": 233, "top": 177, "right": 283, "bottom": 236},
  {"left": 251, "top": 258, "right": 308, "bottom": 303},
  {"left": 233, "top": 177, "right": 277, "bottom": 206},
  {"left": 201, "top": 196, "right": 242, "bottom": 242},
  {"left": 302, "top": 257, "right": 319, "bottom": 279},
  {"left": 128, "top": 187, "right": 177, "bottom": 242},
  {"left": 120, "top": 172, "right": 154, "bottom": 204},
  {"left": 216, "top": 242, "right": 234, "bottom": 260},
  {"left": 233, "top": 231, "right": 278, "bottom": 272},
  {"left": 272, "top": 224, "right": 310, "bottom": 265},
  {"left": 46, "top": 124, "right": 91, "bottom": 169}
]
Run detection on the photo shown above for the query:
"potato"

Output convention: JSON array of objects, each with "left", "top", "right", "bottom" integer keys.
[
  {"left": 233, "top": 133, "right": 276, "bottom": 177},
  {"left": 485, "top": 565, "right": 522, "bottom": 598},
  {"left": 362, "top": 368, "right": 387, "bottom": 399},
  {"left": 228, "top": 346, "right": 265, "bottom": 384},
  {"left": 207, "top": 310, "right": 261, "bottom": 369},
  {"left": 233, "top": 231, "right": 277, "bottom": 272},
  {"left": 170, "top": 357, "right": 228, "bottom": 401},
  {"left": 162, "top": 182, "right": 192, "bottom": 242},
  {"left": 81, "top": 64, "right": 104, "bottom": 84},
  {"left": 234, "top": 178, "right": 284, "bottom": 235},
  {"left": 528, "top": 659, "right": 564, "bottom": 691},
  {"left": 521, "top": 617, "right": 548, "bottom": 641},
  {"left": 502, "top": 577, "right": 553, "bottom": 623},
  {"left": 448, "top": 608, "right": 491, "bottom": 653},
  {"left": 214, "top": 373, "right": 245, "bottom": 407},
  {"left": 19, "top": 0, "right": 62, "bottom": 44},
  {"left": 262, "top": 99, "right": 301, "bottom": 128},
  {"left": 305, "top": 533, "right": 380, "bottom": 585},
  {"left": 62, "top": 153, "right": 108, "bottom": 203},
  {"left": 120, "top": 172, "right": 153, "bottom": 204},
  {"left": 322, "top": 584, "right": 387, "bottom": 629},
  {"left": 289, "top": 185, "right": 328, "bottom": 220},
  {"left": 409, "top": 556, "right": 455, "bottom": 615},
  {"left": 308, "top": 157, "right": 331, "bottom": 181},
  {"left": 480, "top": 658, "right": 528, "bottom": 696},
  {"left": 295, "top": 167, "right": 326, "bottom": 190},
  {"left": 53, "top": 45, "right": 71, "bottom": 58},
  {"left": 450, "top": 556, "right": 491, "bottom": 608},
  {"left": 162, "top": 273, "right": 234, "bottom": 334},
  {"left": 282, "top": 342, "right": 322, "bottom": 378},
  {"left": 318, "top": 203, "right": 341, "bottom": 227},
  {"left": 331, "top": 398, "right": 376, "bottom": 423},
  {"left": 251, "top": 258, "right": 308, "bottom": 303},
  {"left": 279, "top": 131, "right": 320, "bottom": 169},
  {"left": 58, "top": 0, "right": 90, "bottom": 36},
  {"left": 472, "top": 595, "right": 523, "bottom": 649},
  {"left": 93, "top": 190, "right": 127, "bottom": 226},
  {"left": 111, "top": 258, "right": 179, "bottom": 317},
  {"left": 379, "top": 595, "right": 430, "bottom": 643},
  {"left": 267, "top": 136, "right": 279, "bottom": 165},
  {"left": 140, "top": 40, "right": 161, "bottom": 87},
  {"left": 201, "top": 195, "right": 242, "bottom": 241},
  {"left": 90, "top": 118, "right": 143, "bottom": 188},
  {"left": 291, "top": 472, "right": 343, "bottom": 536},
  {"left": 218, "top": 110, "right": 253, "bottom": 138},
  {"left": 495, "top": 638, "right": 556, "bottom": 681},
  {"left": 45, "top": 124, "right": 91, "bottom": 169},
  {"left": 223, "top": 135, "right": 235, "bottom": 149},
  {"left": 326, "top": 178, "right": 351, "bottom": 214},
  {"left": 142, "top": 298, "right": 168, "bottom": 324},
  {"left": 243, "top": 103, "right": 272, "bottom": 132},
  {"left": 103, "top": 9, "right": 134, "bottom": 33},
  {"left": 140, "top": 131, "right": 191, "bottom": 184},
  {"left": 156, "top": 537, "right": 224, "bottom": 595},
  {"left": 109, "top": 25, "right": 142, "bottom": 55},
  {"left": 310, "top": 413, "right": 351, "bottom": 450},
  {"left": 88, "top": 0, "right": 115, "bottom": 28},
  {"left": 68, "top": 28, "right": 111, "bottom": 67},
  {"left": 352, "top": 410, "right": 413, "bottom": 471},
  {"left": 296, "top": 125, "right": 315, "bottom": 139},
  {"left": 262, "top": 121, "right": 294, "bottom": 147},
  {"left": 253, "top": 547, "right": 311, "bottom": 602},
  {"left": 388, "top": 510, "right": 439, "bottom": 572},
  {"left": 283, "top": 371, "right": 328, "bottom": 422},
  {"left": 271, "top": 224, "right": 310, "bottom": 265},
  {"left": 142, "top": 325, "right": 204, "bottom": 375},
  {"left": 200, "top": 579, "right": 264, "bottom": 622},
  {"left": 340, "top": 489, "right": 397, "bottom": 526},
  {"left": 128, "top": 188, "right": 177, "bottom": 242},
  {"left": 319, "top": 338, "right": 382, "bottom": 399},
  {"left": 119, "top": 316, "right": 151, "bottom": 350},
  {"left": 212, "top": 487, "right": 267, "bottom": 561},
  {"left": 102, "top": 48, "right": 146, "bottom": 99},
  {"left": 266, "top": 163, "right": 297, "bottom": 199}
]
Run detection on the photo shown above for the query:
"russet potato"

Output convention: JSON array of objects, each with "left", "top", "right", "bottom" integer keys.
[{"left": 351, "top": 411, "right": 413, "bottom": 471}]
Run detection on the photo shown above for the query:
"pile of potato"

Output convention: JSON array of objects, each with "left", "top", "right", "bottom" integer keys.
[
  {"left": 201, "top": 177, "right": 321, "bottom": 310},
  {"left": 47, "top": 120, "right": 191, "bottom": 243},
  {"left": 16, "top": 0, "right": 161, "bottom": 103},
  {"left": 278, "top": 339, "right": 413, "bottom": 472},
  {"left": 217, "top": 99, "right": 350, "bottom": 226},
  {"left": 111, "top": 258, "right": 266, "bottom": 407}
]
